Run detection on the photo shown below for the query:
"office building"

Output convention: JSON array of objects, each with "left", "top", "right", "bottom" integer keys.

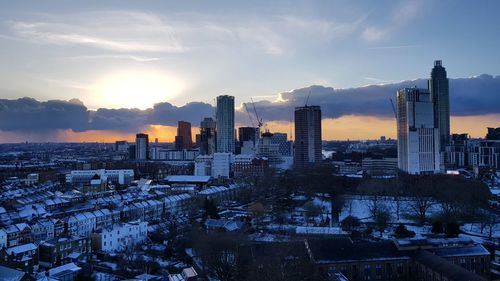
[
  {"left": 200, "top": 117, "right": 216, "bottom": 155},
  {"left": 115, "top": 140, "right": 129, "bottom": 152},
  {"left": 429, "top": 60, "right": 450, "bottom": 153},
  {"left": 238, "top": 127, "right": 259, "bottom": 155},
  {"left": 256, "top": 131, "right": 282, "bottom": 166},
  {"left": 294, "top": 106, "right": 322, "bottom": 169},
  {"left": 216, "top": 95, "right": 235, "bottom": 153},
  {"left": 175, "top": 121, "right": 193, "bottom": 150},
  {"left": 135, "top": 133, "right": 149, "bottom": 160},
  {"left": 397, "top": 88, "right": 440, "bottom": 174},
  {"left": 271, "top": 132, "right": 292, "bottom": 156}
]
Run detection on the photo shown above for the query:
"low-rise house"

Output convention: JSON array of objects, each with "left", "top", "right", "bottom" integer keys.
[
  {"left": 31, "top": 219, "right": 55, "bottom": 242},
  {"left": 0, "top": 229, "right": 6, "bottom": 249},
  {"left": 1, "top": 243, "right": 38, "bottom": 273},
  {"left": 93, "top": 209, "right": 113, "bottom": 230},
  {"left": 41, "top": 262, "right": 82, "bottom": 281},
  {"left": 4, "top": 223, "right": 31, "bottom": 247},
  {"left": 91, "top": 221, "right": 148, "bottom": 253},
  {"left": 39, "top": 236, "right": 91, "bottom": 268},
  {"left": 64, "top": 212, "right": 96, "bottom": 237},
  {"left": 168, "top": 267, "right": 198, "bottom": 281},
  {"left": 163, "top": 193, "right": 193, "bottom": 217},
  {"left": 0, "top": 265, "right": 29, "bottom": 281}
]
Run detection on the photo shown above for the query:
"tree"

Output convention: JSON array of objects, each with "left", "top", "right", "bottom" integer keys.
[
  {"left": 303, "top": 201, "right": 322, "bottom": 225},
  {"left": 431, "top": 221, "right": 444, "bottom": 234},
  {"left": 444, "top": 221, "right": 461, "bottom": 238},
  {"left": 405, "top": 176, "right": 436, "bottom": 225},
  {"left": 249, "top": 202, "right": 266, "bottom": 228},
  {"left": 394, "top": 223, "right": 415, "bottom": 238},
  {"left": 204, "top": 198, "right": 220, "bottom": 219},
  {"left": 373, "top": 205, "right": 391, "bottom": 237},
  {"left": 341, "top": 216, "right": 361, "bottom": 233}
]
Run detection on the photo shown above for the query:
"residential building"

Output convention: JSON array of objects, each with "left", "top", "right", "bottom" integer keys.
[
  {"left": 91, "top": 221, "right": 148, "bottom": 253},
  {"left": 212, "top": 152, "right": 232, "bottom": 178},
  {"left": 39, "top": 236, "right": 91, "bottom": 267},
  {"left": 65, "top": 169, "right": 134, "bottom": 185},
  {"left": 135, "top": 133, "right": 149, "bottom": 160},
  {"left": 194, "top": 155, "right": 213, "bottom": 176},
  {"left": 294, "top": 105, "right": 322, "bottom": 169},
  {"left": 216, "top": 95, "right": 235, "bottom": 153}
]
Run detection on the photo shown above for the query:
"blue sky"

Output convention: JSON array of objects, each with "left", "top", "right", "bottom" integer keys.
[{"left": 0, "top": 0, "right": 499, "bottom": 141}]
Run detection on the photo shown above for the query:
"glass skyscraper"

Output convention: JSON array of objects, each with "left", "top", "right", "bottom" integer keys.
[{"left": 216, "top": 95, "right": 235, "bottom": 153}]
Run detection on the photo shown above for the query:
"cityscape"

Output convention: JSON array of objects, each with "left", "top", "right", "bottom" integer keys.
[{"left": 0, "top": 1, "right": 500, "bottom": 281}]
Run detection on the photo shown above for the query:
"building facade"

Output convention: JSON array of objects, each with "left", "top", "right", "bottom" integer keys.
[
  {"left": 135, "top": 133, "right": 149, "bottom": 160},
  {"left": 175, "top": 121, "right": 193, "bottom": 150},
  {"left": 216, "top": 95, "right": 235, "bottom": 153},
  {"left": 294, "top": 106, "right": 322, "bottom": 169},
  {"left": 429, "top": 60, "right": 450, "bottom": 153},
  {"left": 397, "top": 88, "right": 440, "bottom": 174},
  {"left": 200, "top": 117, "right": 217, "bottom": 155}
]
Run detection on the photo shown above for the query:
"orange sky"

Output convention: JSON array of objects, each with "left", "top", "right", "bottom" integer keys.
[{"left": 0, "top": 114, "right": 499, "bottom": 143}]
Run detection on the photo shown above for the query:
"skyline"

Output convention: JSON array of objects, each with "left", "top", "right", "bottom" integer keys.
[{"left": 1, "top": 1, "right": 500, "bottom": 142}]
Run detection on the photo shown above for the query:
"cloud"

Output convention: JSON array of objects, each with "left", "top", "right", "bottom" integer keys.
[
  {"left": 361, "top": 0, "right": 424, "bottom": 43},
  {"left": 6, "top": 11, "right": 365, "bottom": 56},
  {"left": 246, "top": 75, "right": 500, "bottom": 122},
  {"left": 0, "top": 97, "right": 89, "bottom": 132},
  {"left": 1, "top": 75, "right": 499, "bottom": 133}
]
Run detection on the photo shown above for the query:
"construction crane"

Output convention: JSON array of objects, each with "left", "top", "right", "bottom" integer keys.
[
  {"left": 389, "top": 98, "right": 397, "bottom": 119},
  {"left": 243, "top": 102, "right": 256, "bottom": 127},
  {"left": 250, "top": 97, "right": 264, "bottom": 130},
  {"left": 305, "top": 90, "right": 311, "bottom": 107}
]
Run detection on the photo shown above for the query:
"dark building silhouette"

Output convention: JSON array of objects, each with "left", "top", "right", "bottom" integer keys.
[
  {"left": 175, "top": 121, "right": 193, "bottom": 150},
  {"left": 294, "top": 105, "right": 322, "bottom": 168},
  {"left": 135, "top": 133, "right": 149, "bottom": 160},
  {"left": 199, "top": 117, "right": 216, "bottom": 155},
  {"left": 429, "top": 60, "right": 450, "bottom": 152},
  {"left": 486, "top": 127, "right": 500, "bottom": 140}
]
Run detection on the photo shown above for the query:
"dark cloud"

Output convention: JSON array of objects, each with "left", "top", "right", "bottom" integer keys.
[
  {"left": 245, "top": 75, "right": 500, "bottom": 122},
  {"left": 0, "top": 75, "right": 499, "bottom": 133},
  {"left": 0, "top": 97, "right": 89, "bottom": 132}
]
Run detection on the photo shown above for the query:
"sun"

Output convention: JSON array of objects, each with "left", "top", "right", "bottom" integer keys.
[{"left": 92, "top": 69, "right": 185, "bottom": 109}]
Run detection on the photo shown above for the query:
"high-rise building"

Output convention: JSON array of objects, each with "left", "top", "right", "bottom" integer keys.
[
  {"left": 238, "top": 127, "right": 259, "bottom": 155},
  {"left": 257, "top": 131, "right": 282, "bottom": 166},
  {"left": 200, "top": 117, "right": 216, "bottom": 155},
  {"left": 429, "top": 60, "right": 450, "bottom": 152},
  {"left": 135, "top": 133, "right": 149, "bottom": 160},
  {"left": 216, "top": 95, "right": 235, "bottom": 153},
  {"left": 238, "top": 127, "right": 259, "bottom": 144},
  {"left": 397, "top": 88, "right": 440, "bottom": 174},
  {"left": 271, "top": 132, "right": 292, "bottom": 156},
  {"left": 175, "top": 121, "right": 193, "bottom": 150},
  {"left": 294, "top": 106, "right": 322, "bottom": 169}
]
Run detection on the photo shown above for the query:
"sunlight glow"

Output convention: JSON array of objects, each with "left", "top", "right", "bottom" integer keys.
[{"left": 92, "top": 69, "right": 185, "bottom": 109}]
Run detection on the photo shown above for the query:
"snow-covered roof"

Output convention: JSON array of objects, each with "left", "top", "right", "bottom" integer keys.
[
  {"left": 49, "top": 262, "right": 81, "bottom": 277},
  {"left": 6, "top": 243, "right": 37, "bottom": 255},
  {"left": 165, "top": 175, "right": 211, "bottom": 183}
]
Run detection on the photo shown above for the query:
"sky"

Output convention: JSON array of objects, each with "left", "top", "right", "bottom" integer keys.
[{"left": 0, "top": 0, "right": 499, "bottom": 142}]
